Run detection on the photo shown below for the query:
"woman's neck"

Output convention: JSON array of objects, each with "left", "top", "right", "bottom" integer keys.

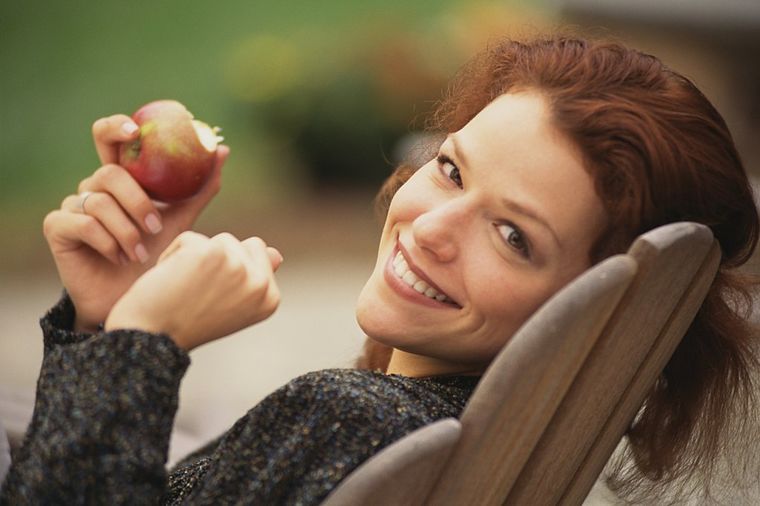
[{"left": 385, "top": 349, "right": 484, "bottom": 378}]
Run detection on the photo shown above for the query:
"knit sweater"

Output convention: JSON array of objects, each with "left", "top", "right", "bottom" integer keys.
[{"left": 0, "top": 295, "right": 479, "bottom": 505}]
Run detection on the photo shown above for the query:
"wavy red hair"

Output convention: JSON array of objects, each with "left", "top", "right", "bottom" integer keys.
[{"left": 358, "top": 36, "right": 760, "bottom": 500}]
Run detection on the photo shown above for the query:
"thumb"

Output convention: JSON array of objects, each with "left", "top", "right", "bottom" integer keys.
[{"left": 172, "top": 144, "right": 229, "bottom": 217}]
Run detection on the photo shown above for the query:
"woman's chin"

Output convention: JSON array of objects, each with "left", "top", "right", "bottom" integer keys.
[
  {"left": 355, "top": 304, "right": 397, "bottom": 347},
  {"left": 356, "top": 276, "right": 391, "bottom": 337},
  {"left": 356, "top": 305, "right": 409, "bottom": 351}
]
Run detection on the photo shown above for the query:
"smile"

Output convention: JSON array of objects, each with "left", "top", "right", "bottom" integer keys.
[{"left": 389, "top": 246, "right": 459, "bottom": 307}]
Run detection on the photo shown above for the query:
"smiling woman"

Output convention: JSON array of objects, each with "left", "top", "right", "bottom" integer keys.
[
  {"left": 1, "top": 35, "right": 759, "bottom": 504},
  {"left": 357, "top": 92, "right": 607, "bottom": 376}
]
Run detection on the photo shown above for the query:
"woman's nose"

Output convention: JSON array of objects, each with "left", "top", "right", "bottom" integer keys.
[{"left": 411, "top": 201, "right": 468, "bottom": 263}]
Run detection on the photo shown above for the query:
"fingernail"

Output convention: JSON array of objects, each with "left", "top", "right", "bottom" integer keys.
[
  {"left": 122, "top": 122, "right": 138, "bottom": 135},
  {"left": 119, "top": 252, "right": 130, "bottom": 265},
  {"left": 144, "top": 213, "right": 162, "bottom": 234},
  {"left": 135, "top": 243, "right": 149, "bottom": 264}
]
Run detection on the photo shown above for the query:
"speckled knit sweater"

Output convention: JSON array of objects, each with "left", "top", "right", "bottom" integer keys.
[{"left": 0, "top": 295, "right": 480, "bottom": 505}]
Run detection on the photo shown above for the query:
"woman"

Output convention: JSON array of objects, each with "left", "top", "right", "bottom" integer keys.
[{"left": 2, "top": 35, "right": 758, "bottom": 504}]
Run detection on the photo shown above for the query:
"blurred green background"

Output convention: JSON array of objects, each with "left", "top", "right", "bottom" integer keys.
[
  {"left": 2, "top": 0, "right": 758, "bottom": 275},
  {"left": 0, "top": 0, "right": 549, "bottom": 273}
]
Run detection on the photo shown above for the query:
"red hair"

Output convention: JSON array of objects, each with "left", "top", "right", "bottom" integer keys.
[{"left": 359, "top": 36, "right": 760, "bottom": 500}]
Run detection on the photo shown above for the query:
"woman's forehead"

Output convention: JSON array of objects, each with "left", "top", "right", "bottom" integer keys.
[
  {"left": 452, "top": 93, "right": 586, "bottom": 197},
  {"left": 450, "top": 92, "right": 605, "bottom": 253}
]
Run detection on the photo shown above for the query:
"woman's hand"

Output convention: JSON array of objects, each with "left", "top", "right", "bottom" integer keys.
[
  {"left": 42, "top": 114, "right": 229, "bottom": 332},
  {"left": 104, "top": 232, "right": 283, "bottom": 351}
]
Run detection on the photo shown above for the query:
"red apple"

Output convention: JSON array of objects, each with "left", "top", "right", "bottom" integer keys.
[{"left": 118, "top": 100, "right": 223, "bottom": 202}]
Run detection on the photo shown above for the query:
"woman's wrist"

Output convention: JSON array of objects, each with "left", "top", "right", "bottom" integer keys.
[{"left": 104, "top": 309, "right": 189, "bottom": 350}]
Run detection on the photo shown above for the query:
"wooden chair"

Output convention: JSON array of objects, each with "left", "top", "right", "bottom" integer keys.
[{"left": 322, "top": 222, "right": 719, "bottom": 506}]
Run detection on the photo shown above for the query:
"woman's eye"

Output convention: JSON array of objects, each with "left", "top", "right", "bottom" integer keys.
[
  {"left": 497, "top": 223, "right": 530, "bottom": 257},
  {"left": 437, "top": 155, "right": 463, "bottom": 188}
]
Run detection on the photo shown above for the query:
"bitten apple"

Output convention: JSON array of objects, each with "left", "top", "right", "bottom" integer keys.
[{"left": 118, "top": 100, "right": 224, "bottom": 202}]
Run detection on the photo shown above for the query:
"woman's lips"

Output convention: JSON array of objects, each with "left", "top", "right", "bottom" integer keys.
[{"left": 383, "top": 243, "right": 460, "bottom": 309}]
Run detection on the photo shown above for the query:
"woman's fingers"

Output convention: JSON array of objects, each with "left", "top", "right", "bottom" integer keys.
[
  {"left": 187, "top": 233, "right": 281, "bottom": 296},
  {"left": 78, "top": 164, "right": 162, "bottom": 236},
  {"left": 43, "top": 210, "right": 124, "bottom": 265},
  {"left": 91, "top": 114, "right": 140, "bottom": 165},
  {"left": 240, "top": 236, "right": 280, "bottom": 316},
  {"left": 242, "top": 237, "right": 277, "bottom": 289},
  {"left": 156, "top": 230, "right": 205, "bottom": 263},
  {"left": 159, "top": 232, "right": 282, "bottom": 274},
  {"left": 239, "top": 237, "right": 283, "bottom": 273},
  {"left": 200, "top": 145, "right": 229, "bottom": 203},
  {"left": 61, "top": 192, "right": 148, "bottom": 263},
  {"left": 266, "top": 247, "right": 284, "bottom": 272},
  {"left": 60, "top": 163, "right": 163, "bottom": 264}
]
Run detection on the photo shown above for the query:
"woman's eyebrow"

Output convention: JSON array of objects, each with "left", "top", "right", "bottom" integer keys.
[
  {"left": 501, "top": 197, "right": 562, "bottom": 250},
  {"left": 449, "top": 134, "right": 562, "bottom": 250},
  {"left": 447, "top": 130, "right": 562, "bottom": 250}
]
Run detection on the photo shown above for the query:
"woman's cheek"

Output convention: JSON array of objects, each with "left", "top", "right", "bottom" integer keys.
[
  {"left": 388, "top": 172, "right": 440, "bottom": 220},
  {"left": 472, "top": 265, "right": 549, "bottom": 329}
]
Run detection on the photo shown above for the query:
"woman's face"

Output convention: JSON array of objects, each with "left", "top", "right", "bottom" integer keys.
[{"left": 356, "top": 91, "right": 607, "bottom": 376}]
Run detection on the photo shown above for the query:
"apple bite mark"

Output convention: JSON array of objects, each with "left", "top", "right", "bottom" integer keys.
[{"left": 193, "top": 120, "right": 224, "bottom": 152}]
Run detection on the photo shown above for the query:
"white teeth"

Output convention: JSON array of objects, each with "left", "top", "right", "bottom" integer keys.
[{"left": 392, "top": 250, "right": 455, "bottom": 304}]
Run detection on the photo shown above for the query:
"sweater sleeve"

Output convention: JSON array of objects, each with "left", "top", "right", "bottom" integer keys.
[{"left": 0, "top": 294, "right": 190, "bottom": 505}]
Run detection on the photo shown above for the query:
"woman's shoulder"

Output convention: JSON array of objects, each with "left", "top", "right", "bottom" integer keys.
[
  {"left": 213, "top": 368, "right": 480, "bottom": 458},
  {"left": 287, "top": 367, "right": 478, "bottom": 391},
  {"left": 289, "top": 367, "right": 480, "bottom": 387},
  {"left": 278, "top": 368, "right": 480, "bottom": 418},
  {"left": 170, "top": 370, "right": 478, "bottom": 504}
]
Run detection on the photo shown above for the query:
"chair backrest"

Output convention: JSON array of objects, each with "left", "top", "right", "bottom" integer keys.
[
  {"left": 557, "top": 239, "right": 719, "bottom": 504},
  {"left": 503, "top": 222, "right": 718, "bottom": 505},
  {"left": 321, "top": 418, "right": 461, "bottom": 506},
  {"left": 424, "top": 255, "right": 638, "bottom": 505},
  {"left": 321, "top": 222, "right": 718, "bottom": 506}
]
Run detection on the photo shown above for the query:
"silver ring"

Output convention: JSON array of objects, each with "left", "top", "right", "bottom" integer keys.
[{"left": 78, "top": 191, "right": 94, "bottom": 214}]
